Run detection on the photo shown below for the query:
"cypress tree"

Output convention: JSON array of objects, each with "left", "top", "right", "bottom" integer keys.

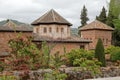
[
  {"left": 95, "top": 38, "right": 106, "bottom": 67},
  {"left": 80, "top": 5, "right": 89, "bottom": 27},
  {"left": 96, "top": 7, "right": 107, "bottom": 23}
]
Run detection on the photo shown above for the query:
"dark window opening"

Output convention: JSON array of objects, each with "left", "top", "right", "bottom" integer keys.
[
  {"left": 49, "top": 27, "right": 52, "bottom": 33},
  {"left": 61, "top": 28, "right": 64, "bottom": 33},
  {"left": 44, "top": 27, "right": 47, "bottom": 33},
  {"left": 36, "top": 27, "right": 39, "bottom": 33},
  {"left": 56, "top": 27, "right": 59, "bottom": 32},
  {"left": 80, "top": 45, "right": 85, "bottom": 49}
]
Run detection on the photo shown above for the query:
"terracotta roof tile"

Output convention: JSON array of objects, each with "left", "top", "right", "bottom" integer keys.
[
  {"left": 0, "top": 20, "right": 33, "bottom": 32},
  {"left": 31, "top": 9, "right": 72, "bottom": 26},
  {"left": 79, "top": 20, "right": 114, "bottom": 31}
]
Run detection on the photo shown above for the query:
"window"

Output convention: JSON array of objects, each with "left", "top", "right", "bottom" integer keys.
[
  {"left": 61, "top": 28, "right": 64, "bottom": 33},
  {"left": 36, "top": 27, "right": 39, "bottom": 33},
  {"left": 49, "top": 27, "right": 52, "bottom": 33},
  {"left": 44, "top": 27, "right": 47, "bottom": 33},
  {"left": 80, "top": 45, "right": 85, "bottom": 49},
  {"left": 103, "top": 38, "right": 104, "bottom": 44},
  {"left": 106, "top": 39, "right": 108, "bottom": 44},
  {"left": 56, "top": 27, "right": 59, "bottom": 32}
]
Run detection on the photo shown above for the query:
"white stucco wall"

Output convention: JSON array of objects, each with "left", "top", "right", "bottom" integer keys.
[{"left": 33, "top": 24, "right": 71, "bottom": 39}]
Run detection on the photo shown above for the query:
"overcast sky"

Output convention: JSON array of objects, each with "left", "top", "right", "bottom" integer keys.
[{"left": 0, "top": 0, "right": 110, "bottom": 28}]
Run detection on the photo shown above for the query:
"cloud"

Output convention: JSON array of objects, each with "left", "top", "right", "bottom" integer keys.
[{"left": 0, "top": 0, "right": 108, "bottom": 28}]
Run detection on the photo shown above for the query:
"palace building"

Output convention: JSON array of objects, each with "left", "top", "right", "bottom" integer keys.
[
  {"left": 31, "top": 9, "right": 91, "bottom": 54},
  {"left": 0, "top": 9, "right": 114, "bottom": 57}
]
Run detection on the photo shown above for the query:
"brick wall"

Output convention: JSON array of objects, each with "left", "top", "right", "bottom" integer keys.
[
  {"left": 81, "top": 29, "right": 113, "bottom": 49},
  {"left": 0, "top": 32, "right": 32, "bottom": 54},
  {"left": 47, "top": 42, "right": 89, "bottom": 55}
]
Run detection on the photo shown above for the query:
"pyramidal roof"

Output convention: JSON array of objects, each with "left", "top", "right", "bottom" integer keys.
[
  {"left": 79, "top": 20, "right": 114, "bottom": 31},
  {"left": 31, "top": 9, "right": 72, "bottom": 26},
  {"left": 4, "top": 19, "right": 16, "bottom": 28}
]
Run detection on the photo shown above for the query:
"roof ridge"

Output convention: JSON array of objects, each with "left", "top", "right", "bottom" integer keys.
[
  {"left": 31, "top": 9, "right": 72, "bottom": 26},
  {"left": 51, "top": 9, "right": 56, "bottom": 22},
  {"left": 80, "top": 20, "right": 114, "bottom": 31}
]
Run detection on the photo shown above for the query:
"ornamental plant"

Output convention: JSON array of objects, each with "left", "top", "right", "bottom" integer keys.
[
  {"left": 6, "top": 34, "right": 41, "bottom": 70},
  {"left": 95, "top": 38, "right": 106, "bottom": 67},
  {"left": 66, "top": 49, "right": 94, "bottom": 66}
]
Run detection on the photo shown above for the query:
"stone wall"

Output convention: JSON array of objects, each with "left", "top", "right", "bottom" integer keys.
[
  {"left": 0, "top": 32, "right": 32, "bottom": 55},
  {"left": 2, "top": 67, "right": 120, "bottom": 80}
]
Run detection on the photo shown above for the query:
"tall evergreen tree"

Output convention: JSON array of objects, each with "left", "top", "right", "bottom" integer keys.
[
  {"left": 96, "top": 7, "right": 107, "bottom": 23},
  {"left": 95, "top": 38, "right": 106, "bottom": 67},
  {"left": 106, "top": 11, "right": 115, "bottom": 28},
  {"left": 80, "top": 5, "right": 89, "bottom": 27}
]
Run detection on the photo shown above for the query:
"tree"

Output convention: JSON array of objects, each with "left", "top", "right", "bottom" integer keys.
[
  {"left": 96, "top": 7, "right": 107, "bottom": 23},
  {"left": 80, "top": 5, "right": 89, "bottom": 27},
  {"left": 95, "top": 38, "right": 106, "bottom": 67},
  {"left": 106, "top": 10, "right": 115, "bottom": 28}
]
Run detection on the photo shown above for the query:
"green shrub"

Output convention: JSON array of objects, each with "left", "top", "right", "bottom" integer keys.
[
  {"left": 105, "top": 45, "right": 119, "bottom": 54},
  {"left": 73, "top": 58, "right": 101, "bottom": 75},
  {"left": 105, "top": 45, "right": 120, "bottom": 61},
  {"left": 0, "top": 75, "right": 17, "bottom": 80},
  {"left": 95, "top": 38, "right": 106, "bottom": 67},
  {"left": 66, "top": 49, "right": 94, "bottom": 66},
  {"left": 110, "top": 48, "right": 120, "bottom": 61}
]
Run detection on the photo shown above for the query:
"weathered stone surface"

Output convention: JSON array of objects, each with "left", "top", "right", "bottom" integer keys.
[
  {"left": 85, "top": 77, "right": 120, "bottom": 80},
  {"left": 1, "top": 67, "right": 120, "bottom": 80}
]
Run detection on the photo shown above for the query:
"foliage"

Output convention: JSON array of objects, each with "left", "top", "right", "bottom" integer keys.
[
  {"left": 66, "top": 49, "right": 94, "bottom": 66},
  {"left": 44, "top": 69, "right": 67, "bottom": 80},
  {"left": 109, "top": 0, "right": 120, "bottom": 19},
  {"left": 105, "top": 45, "right": 119, "bottom": 54},
  {"left": 110, "top": 48, "right": 120, "bottom": 61},
  {"left": 112, "top": 28, "right": 120, "bottom": 46},
  {"left": 7, "top": 35, "right": 41, "bottom": 70},
  {"left": 66, "top": 49, "right": 101, "bottom": 75},
  {"left": 44, "top": 52, "right": 67, "bottom": 80},
  {"left": 106, "top": 10, "right": 115, "bottom": 28},
  {"left": 96, "top": 7, "right": 107, "bottom": 23},
  {"left": 106, "top": 46, "right": 120, "bottom": 61},
  {"left": 50, "top": 52, "right": 65, "bottom": 69},
  {"left": 108, "top": 0, "right": 120, "bottom": 46},
  {"left": 95, "top": 38, "right": 106, "bottom": 67},
  {"left": 0, "top": 61, "right": 5, "bottom": 72},
  {"left": 80, "top": 5, "right": 89, "bottom": 27},
  {"left": 0, "top": 75, "right": 17, "bottom": 80},
  {"left": 73, "top": 58, "right": 101, "bottom": 75},
  {"left": 41, "top": 41, "right": 50, "bottom": 68}
]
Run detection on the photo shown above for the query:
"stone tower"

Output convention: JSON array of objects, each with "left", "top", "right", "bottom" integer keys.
[{"left": 31, "top": 9, "right": 72, "bottom": 39}]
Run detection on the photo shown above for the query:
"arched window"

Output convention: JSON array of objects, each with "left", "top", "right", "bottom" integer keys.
[
  {"left": 44, "top": 27, "right": 47, "bottom": 33},
  {"left": 61, "top": 28, "right": 64, "bottom": 33},
  {"left": 49, "top": 27, "right": 52, "bottom": 33}
]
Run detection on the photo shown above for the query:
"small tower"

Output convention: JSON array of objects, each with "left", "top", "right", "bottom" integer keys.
[
  {"left": 31, "top": 9, "right": 72, "bottom": 39},
  {"left": 79, "top": 20, "right": 114, "bottom": 49}
]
